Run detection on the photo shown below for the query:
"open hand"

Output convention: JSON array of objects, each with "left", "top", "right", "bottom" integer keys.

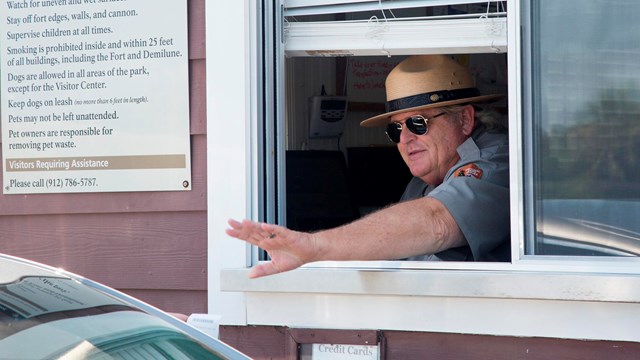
[{"left": 226, "top": 219, "right": 319, "bottom": 278}]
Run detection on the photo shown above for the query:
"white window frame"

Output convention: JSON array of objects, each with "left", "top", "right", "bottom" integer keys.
[
  {"left": 284, "top": 18, "right": 507, "bottom": 57},
  {"left": 275, "top": 0, "right": 640, "bottom": 273},
  {"left": 208, "top": 0, "right": 640, "bottom": 341}
]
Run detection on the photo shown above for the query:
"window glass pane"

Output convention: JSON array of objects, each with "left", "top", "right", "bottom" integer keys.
[{"left": 530, "top": 1, "right": 640, "bottom": 256}]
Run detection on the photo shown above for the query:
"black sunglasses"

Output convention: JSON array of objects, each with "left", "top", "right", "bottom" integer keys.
[{"left": 385, "top": 112, "right": 446, "bottom": 143}]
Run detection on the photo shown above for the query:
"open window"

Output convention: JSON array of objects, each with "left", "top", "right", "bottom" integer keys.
[
  {"left": 256, "top": 0, "right": 640, "bottom": 268},
  {"left": 258, "top": 0, "right": 509, "bottom": 263}
]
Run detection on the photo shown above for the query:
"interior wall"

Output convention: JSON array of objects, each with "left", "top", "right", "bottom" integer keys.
[
  {"left": 285, "top": 53, "right": 508, "bottom": 154},
  {"left": 285, "top": 57, "right": 391, "bottom": 153}
]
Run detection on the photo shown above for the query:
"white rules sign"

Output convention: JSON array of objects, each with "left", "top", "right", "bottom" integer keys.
[{"left": 1, "top": 0, "right": 191, "bottom": 194}]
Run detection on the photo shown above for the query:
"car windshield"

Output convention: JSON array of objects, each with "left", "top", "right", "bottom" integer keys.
[{"left": 0, "top": 276, "right": 227, "bottom": 359}]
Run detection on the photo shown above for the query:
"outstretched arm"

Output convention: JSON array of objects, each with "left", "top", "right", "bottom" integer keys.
[{"left": 226, "top": 196, "right": 465, "bottom": 278}]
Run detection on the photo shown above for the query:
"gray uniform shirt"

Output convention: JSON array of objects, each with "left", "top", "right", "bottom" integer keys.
[{"left": 400, "top": 125, "right": 510, "bottom": 262}]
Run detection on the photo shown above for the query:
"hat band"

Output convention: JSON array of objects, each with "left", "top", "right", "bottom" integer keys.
[{"left": 386, "top": 88, "right": 481, "bottom": 113}]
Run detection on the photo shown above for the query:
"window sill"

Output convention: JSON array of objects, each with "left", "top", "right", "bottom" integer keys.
[
  {"left": 220, "top": 264, "right": 640, "bottom": 342},
  {"left": 221, "top": 265, "right": 640, "bottom": 303}
]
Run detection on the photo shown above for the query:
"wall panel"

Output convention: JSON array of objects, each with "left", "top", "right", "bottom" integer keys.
[
  {"left": 0, "top": 0, "right": 209, "bottom": 314},
  {"left": 220, "top": 326, "right": 640, "bottom": 360}
]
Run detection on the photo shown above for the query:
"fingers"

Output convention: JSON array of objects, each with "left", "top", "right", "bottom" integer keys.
[
  {"left": 248, "top": 261, "right": 283, "bottom": 279},
  {"left": 226, "top": 219, "right": 281, "bottom": 246},
  {"left": 226, "top": 219, "right": 302, "bottom": 279}
]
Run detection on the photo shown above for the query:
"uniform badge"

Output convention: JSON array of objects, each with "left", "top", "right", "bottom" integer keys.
[{"left": 454, "top": 163, "right": 483, "bottom": 179}]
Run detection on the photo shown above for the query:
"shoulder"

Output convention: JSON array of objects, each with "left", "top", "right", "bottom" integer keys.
[{"left": 450, "top": 128, "right": 509, "bottom": 185}]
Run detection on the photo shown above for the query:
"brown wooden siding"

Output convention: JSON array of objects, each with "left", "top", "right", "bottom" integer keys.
[
  {"left": 220, "top": 326, "right": 640, "bottom": 360},
  {"left": 0, "top": 0, "right": 207, "bottom": 316}
]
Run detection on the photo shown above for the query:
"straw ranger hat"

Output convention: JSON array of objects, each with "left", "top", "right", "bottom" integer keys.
[{"left": 360, "top": 55, "right": 504, "bottom": 127}]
